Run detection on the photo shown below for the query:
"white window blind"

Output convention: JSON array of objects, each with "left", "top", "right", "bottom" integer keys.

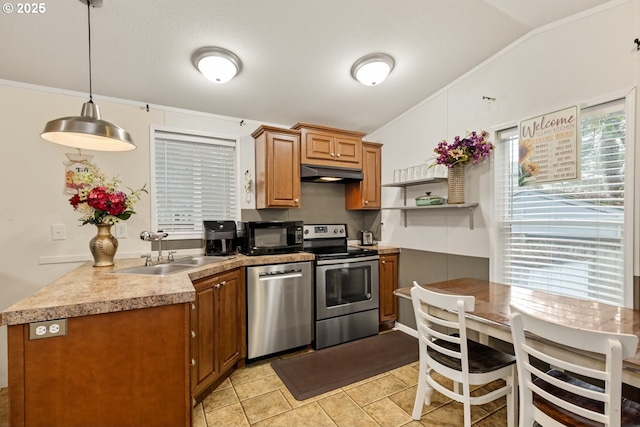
[
  {"left": 495, "top": 99, "right": 627, "bottom": 306},
  {"left": 152, "top": 129, "right": 237, "bottom": 239}
]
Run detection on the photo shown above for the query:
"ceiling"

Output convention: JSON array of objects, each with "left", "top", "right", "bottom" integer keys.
[{"left": 0, "top": 0, "right": 611, "bottom": 134}]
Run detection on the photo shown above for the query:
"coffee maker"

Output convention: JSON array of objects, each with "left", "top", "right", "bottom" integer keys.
[{"left": 204, "top": 220, "right": 238, "bottom": 256}]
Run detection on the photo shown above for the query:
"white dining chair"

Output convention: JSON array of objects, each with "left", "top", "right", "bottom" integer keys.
[
  {"left": 411, "top": 281, "right": 516, "bottom": 427},
  {"left": 510, "top": 306, "right": 640, "bottom": 427}
]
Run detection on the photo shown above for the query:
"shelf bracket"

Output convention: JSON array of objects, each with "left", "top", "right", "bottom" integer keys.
[{"left": 468, "top": 206, "right": 475, "bottom": 230}]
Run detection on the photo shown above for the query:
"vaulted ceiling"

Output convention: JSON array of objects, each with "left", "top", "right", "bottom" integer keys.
[{"left": 0, "top": 0, "right": 611, "bottom": 133}]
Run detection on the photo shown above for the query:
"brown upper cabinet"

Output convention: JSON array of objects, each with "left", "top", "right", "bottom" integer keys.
[
  {"left": 346, "top": 142, "right": 382, "bottom": 210},
  {"left": 252, "top": 126, "right": 301, "bottom": 209},
  {"left": 292, "top": 123, "right": 365, "bottom": 169}
]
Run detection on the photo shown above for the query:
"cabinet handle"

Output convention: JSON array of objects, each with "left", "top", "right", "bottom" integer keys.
[
  {"left": 221, "top": 280, "right": 226, "bottom": 286},
  {"left": 191, "top": 303, "right": 196, "bottom": 310},
  {"left": 382, "top": 260, "right": 386, "bottom": 264},
  {"left": 331, "top": 152, "right": 335, "bottom": 157},
  {"left": 336, "top": 153, "right": 341, "bottom": 157},
  {"left": 364, "top": 200, "right": 369, "bottom": 205},
  {"left": 215, "top": 283, "right": 221, "bottom": 289},
  {"left": 294, "top": 198, "right": 299, "bottom": 206},
  {"left": 191, "top": 330, "right": 196, "bottom": 338},
  {"left": 191, "top": 359, "right": 196, "bottom": 366}
]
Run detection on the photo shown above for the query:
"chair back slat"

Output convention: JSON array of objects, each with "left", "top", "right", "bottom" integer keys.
[{"left": 510, "top": 305, "right": 639, "bottom": 427}]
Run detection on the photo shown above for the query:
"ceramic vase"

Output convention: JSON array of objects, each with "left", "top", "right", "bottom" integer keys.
[
  {"left": 447, "top": 165, "right": 465, "bottom": 204},
  {"left": 89, "top": 224, "right": 119, "bottom": 267}
]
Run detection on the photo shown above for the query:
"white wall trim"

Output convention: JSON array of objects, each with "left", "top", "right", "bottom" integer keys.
[{"left": 394, "top": 322, "right": 418, "bottom": 339}]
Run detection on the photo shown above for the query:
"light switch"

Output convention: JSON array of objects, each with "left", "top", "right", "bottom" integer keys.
[{"left": 51, "top": 224, "right": 66, "bottom": 240}]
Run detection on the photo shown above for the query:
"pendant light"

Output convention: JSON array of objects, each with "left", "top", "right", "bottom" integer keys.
[
  {"left": 351, "top": 53, "right": 395, "bottom": 86},
  {"left": 41, "top": 0, "right": 135, "bottom": 152}
]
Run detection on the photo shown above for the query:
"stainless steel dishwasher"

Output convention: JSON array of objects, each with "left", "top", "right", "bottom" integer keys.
[{"left": 246, "top": 261, "right": 312, "bottom": 359}]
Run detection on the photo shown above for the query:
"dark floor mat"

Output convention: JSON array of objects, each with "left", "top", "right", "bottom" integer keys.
[{"left": 271, "top": 331, "right": 419, "bottom": 401}]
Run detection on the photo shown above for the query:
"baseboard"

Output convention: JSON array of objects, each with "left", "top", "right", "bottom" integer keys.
[{"left": 393, "top": 322, "right": 417, "bottom": 338}]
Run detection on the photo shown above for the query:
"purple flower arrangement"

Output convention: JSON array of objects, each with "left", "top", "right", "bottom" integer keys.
[{"left": 433, "top": 130, "right": 494, "bottom": 168}]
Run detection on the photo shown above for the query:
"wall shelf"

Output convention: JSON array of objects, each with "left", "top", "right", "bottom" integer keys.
[
  {"left": 382, "top": 203, "right": 478, "bottom": 229},
  {"left": 382, "top": 178, "right": 478, "bottom": 229}
]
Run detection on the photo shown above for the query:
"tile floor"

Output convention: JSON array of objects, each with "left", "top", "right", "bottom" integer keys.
[
  {"left": 193, "top": 349, "right": 509, "bottom": 427},
  {"left": 0, "top": 349, "right": 509, "bottom": 427}
]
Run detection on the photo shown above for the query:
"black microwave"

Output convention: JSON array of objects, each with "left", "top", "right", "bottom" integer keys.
[{"left": 238, "top": 221, "right": 304, "bottom": 256}]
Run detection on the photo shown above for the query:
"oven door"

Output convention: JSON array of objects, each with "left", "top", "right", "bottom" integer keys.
[{"left": 315, "top": 255, "right": 379, "bottom": 320}]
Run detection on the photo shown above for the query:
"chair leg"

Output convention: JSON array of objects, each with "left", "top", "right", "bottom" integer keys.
[
  {"left": 506, "top": 368, "right": 515, "bottom": 427},
  {"left": 463, "top": 401, "right": 472, "bottom": 427},
  {"left": 424, "top": 369, "right": 434, "bottom": 406},
  {"left": 412, "top": 358, "right": 428, "bottom": 419},
  {"left": 463, "top": 383, "right": 472, "bottom": 427}
]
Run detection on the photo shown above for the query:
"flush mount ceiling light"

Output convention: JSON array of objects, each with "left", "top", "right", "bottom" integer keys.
[
  {"left": 351, "top": 53, "right": 395, "bottom": 86},
  {"left": 193, "top": 47, "right": 242, "bottom": 84},
  {"left": 41, "top": 0, "right": 135, "bottom": 152}
]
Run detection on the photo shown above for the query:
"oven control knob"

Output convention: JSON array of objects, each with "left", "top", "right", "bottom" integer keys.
[{"left": 304, "top": 229, "right": 309, "bottom": 234}]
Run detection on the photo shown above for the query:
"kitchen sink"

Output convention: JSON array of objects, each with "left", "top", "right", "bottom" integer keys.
[
  {"left": 110, "top": 255, "right": 235, "bottom": 276},
  {"left": 173, "top": 255, "right": 235, "bottom": 266},
  {"left": 111, "top": 263, "right": 195, "bottom": 276}
]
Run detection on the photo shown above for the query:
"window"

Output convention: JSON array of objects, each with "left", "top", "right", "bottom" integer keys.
[
  {"left": 151, "top": 128, "right": 238, "bottom": 239},
  {"left": 494, "top": 98, "right": 633, "bottom": 306}
]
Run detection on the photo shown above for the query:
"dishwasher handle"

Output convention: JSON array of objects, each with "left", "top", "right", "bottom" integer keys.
[{"left": 258, "top": 269, "right": 303, "bottom": 281}]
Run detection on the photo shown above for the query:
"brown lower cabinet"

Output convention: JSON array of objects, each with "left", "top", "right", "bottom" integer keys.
[
  {"left": 8, "top": 303, "right": 192, "bottom": 427},
  {"left": 379, "top": 253, "right": 399, "bottom": 330},
  {"left": 191, "top": 267, "right": 246, "bottom": 402}
]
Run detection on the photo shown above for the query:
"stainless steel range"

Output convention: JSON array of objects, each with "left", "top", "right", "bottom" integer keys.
[{"left": 303, "top": 224, "right": 379, "bottom": 349}]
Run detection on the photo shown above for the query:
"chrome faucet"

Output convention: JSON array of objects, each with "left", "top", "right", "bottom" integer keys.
[{"left": 140, "top": 230, "right": 169, "bottom": 262}]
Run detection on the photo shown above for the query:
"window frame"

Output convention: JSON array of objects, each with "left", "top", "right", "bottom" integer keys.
[
  {"left": 490, "top": 89, "right": 636, "bottom": 307},
  {"left": 150, "top": 125, "right": 242, "bottom": 240}
]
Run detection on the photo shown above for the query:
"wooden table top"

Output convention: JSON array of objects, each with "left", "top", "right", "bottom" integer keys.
[{"left": 395, "top": 277, "right": 640, "bottom": 373}]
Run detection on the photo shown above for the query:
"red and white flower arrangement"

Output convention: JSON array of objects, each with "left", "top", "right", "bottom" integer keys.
[{"left": 68, "top": 163, "right": 146, "bottom": 225}]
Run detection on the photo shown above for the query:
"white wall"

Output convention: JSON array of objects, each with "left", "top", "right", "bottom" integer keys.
[{"left": 369, "top": 0, "right": 640, "bottom": 267}]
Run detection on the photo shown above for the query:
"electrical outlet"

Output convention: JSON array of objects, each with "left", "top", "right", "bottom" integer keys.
[
  {"left": 29, "top": 319, "right": 67, "bottom": 340},
  {"left": 51, "top": 224, "right": 66, "bottom": 240},
  {"left": 115, "top": 223, "right": 127, "bottom": 238}
]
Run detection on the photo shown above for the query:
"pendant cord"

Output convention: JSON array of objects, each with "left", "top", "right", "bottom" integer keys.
[{"left": 87, "top": 0, "right": 93, "bottom": 103}]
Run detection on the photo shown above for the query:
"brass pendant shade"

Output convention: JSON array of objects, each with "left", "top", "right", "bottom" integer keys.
[{"left": 40, "top": 0, "right": 135, "bottom": 152}]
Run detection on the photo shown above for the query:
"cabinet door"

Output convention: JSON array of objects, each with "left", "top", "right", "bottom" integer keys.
[
  {"left": 215, "top": 269, "right": 245, "bottom": 373},
  {"left": 345, "top": 142, "right": 381, "bottom": 210},
  {"left": 192, "top": 279, "right": 217, "bottom": 394},
  {"left": 302, "top": 130, "right": 336, "bottom": 163},
  {"left": 265, "top": 132, "right": 301, "bottom": 208},
  {"left": 334, "top": 135, "right": 363, "bottom": 166},
  {"left": 254, "top": 127, "right": 301, "bottom": 209},
  {"left": 379, "top": 254, "right": 399, "bottom": 324}
]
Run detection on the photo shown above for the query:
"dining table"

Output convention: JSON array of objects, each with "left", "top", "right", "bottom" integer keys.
[{"left": 394, "top": 277, "right": 640, "bottom": 388}]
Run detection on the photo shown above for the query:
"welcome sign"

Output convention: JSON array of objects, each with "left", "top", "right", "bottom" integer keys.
[{"left": 518, "top": 105, "right": 579, "bottom": 186}]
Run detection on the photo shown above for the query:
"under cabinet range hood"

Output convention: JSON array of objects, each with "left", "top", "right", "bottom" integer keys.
[{"left": 300, "top": 164, "right": 364, "bottom": 183}]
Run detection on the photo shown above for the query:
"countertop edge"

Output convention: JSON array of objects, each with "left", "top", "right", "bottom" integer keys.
[{"left": 1, "top": 252, "right": 323, "bottom": 326}]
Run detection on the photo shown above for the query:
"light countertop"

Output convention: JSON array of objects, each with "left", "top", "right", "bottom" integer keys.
[{"left": 1, "top": 252, "right": 315, "bottom": 326}]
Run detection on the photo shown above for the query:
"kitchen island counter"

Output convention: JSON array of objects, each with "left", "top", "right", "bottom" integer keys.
[{"left": 1, "top": 252, "right": 314, "bottom": 326}]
